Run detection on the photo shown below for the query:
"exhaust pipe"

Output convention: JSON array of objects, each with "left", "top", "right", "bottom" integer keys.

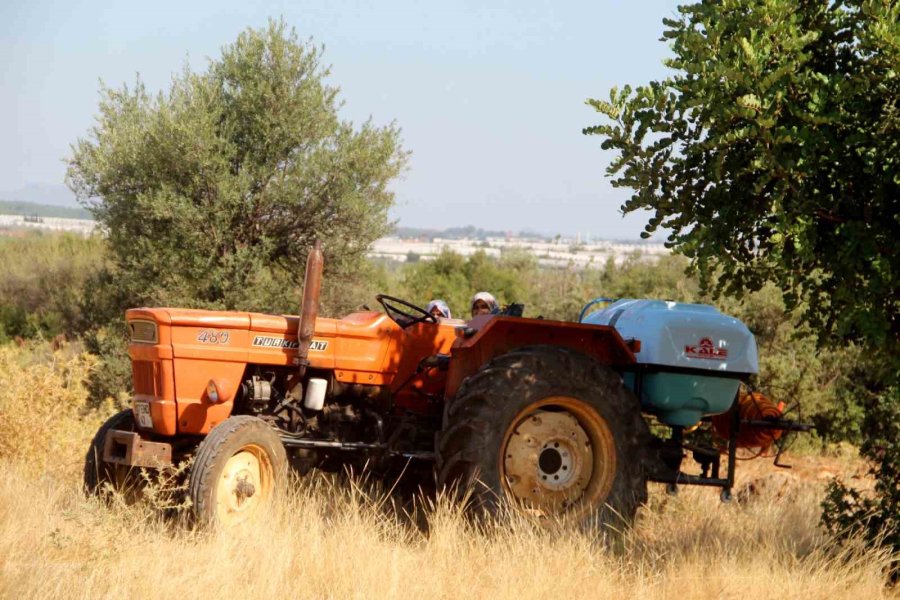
[{"left": 296, "top": 240, "right": 324, "bottom": 379}]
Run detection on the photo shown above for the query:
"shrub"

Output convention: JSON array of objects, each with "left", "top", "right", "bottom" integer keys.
[
  {"left": 0, "top": 341, "right": 111, "bottom": 481},
  {"left": 822, "top": 376, "right": 900, "bottom": 579},
  {"left": 81, "top": 323, "right": 133, "bottom": 409},
  {"left": 0, "top": 232, "right": 106, "bottom": 340}
]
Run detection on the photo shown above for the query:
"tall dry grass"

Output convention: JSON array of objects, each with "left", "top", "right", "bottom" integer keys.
[
  {"left": 0, "top": 342, "right": 110, "bottom": 479},
  {"left": 0, "top": 342, "right": 896, "bottom": 599}
]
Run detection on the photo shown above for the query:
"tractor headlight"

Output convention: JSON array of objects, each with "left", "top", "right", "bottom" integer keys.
[{"left": 129, "top": 320, "right": 158, "bottom": 344}]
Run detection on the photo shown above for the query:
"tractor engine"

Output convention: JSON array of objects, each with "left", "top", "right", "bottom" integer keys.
[{"left": 230, "top": 364, "right": 400, "bottom": 469}]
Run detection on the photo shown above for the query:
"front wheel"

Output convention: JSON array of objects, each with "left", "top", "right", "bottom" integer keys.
[
  {"left": 437, "top": 346, "right": 650, "bottom": 526},
  {"left": 188, "top": 416, "right": 287, "bottom": 527},
  {"left": 83, "top": 409, "right": 145, "bottom": 502}
]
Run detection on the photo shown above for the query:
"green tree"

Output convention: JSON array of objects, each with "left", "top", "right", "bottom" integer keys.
[
  {"left": 68, "top": 19, "right": 407, "bottom": 315},
  {"left": 585, "top": 1, "right": 898, "bottom": 349},
  {"left": 585, "top": 0, "right": 899, "bottom": 562},
  {"left": 66, "top": 20, "right": 407, "bottom": 401},
  {"left": 399, "top": 249, "right": 527, "bottom": 317}
]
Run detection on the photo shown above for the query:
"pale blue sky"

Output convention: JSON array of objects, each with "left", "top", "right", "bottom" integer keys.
[{"left": 1, "top": 0, "right": 681, "bottom": 239}]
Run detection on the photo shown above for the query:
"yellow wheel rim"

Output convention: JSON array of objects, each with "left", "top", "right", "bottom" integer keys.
[
  {"left": 500, "top": 396, "right": 617, "bottom": 519},
  {"left": 215, "top": 445, "right": 274, "bottom": 526}
]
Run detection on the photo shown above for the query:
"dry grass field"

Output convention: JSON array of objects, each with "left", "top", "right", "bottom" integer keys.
[{"left": 1, "top": 342, "right": 896, "bottom": 600}]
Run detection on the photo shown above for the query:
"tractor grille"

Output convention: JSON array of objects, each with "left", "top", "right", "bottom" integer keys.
[{"left": 132, "top": 360, "right": 163, "bottom": 397}]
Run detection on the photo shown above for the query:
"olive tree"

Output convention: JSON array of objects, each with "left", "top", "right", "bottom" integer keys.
[
  {"left": 67, "top": 20, "right": 407, "bottom": 402},
  {"left": 68, "top": 19, "right": 407, "bottom": 315}
]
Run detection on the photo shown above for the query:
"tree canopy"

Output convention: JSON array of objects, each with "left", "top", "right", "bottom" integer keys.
[
  {"left": 68, "top": 19, "right": 407, "bottom": 313},
  {"left": 585, "top": 0, "right": 899, "bottom": 560},
  {"left": 585, "top": 0, "right": 899, "bottom": 351}
]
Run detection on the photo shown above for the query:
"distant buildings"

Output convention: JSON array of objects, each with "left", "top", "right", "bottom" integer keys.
[
  {"left": 0, "top": 214, "right": 97, "bottom": 236},
  {"left": 369, "top": 236, "right": 669, "bottom": 268},
  {"left": 0, "top": 214, "right": 670, "bottom": 267}
]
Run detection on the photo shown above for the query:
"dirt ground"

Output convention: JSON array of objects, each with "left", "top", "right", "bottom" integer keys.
[
  {"left": 737, "top": 447, "right": 869, "bottom": 481},
  {"left": 701, "top": 446, "right": 876, "bottom": 505}
]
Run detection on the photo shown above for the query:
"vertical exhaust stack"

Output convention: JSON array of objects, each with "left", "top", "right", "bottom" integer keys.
[{"left": 296, "top": 240, "right": 324, "bottom": 379}]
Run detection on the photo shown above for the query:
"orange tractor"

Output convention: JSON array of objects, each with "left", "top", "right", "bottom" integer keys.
[{"left": 85, "top": 242, "right": 809, "bottom": 526}]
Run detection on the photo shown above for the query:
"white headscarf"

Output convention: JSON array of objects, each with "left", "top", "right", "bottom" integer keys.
[
  {"left": 470, "top": 291, "right": 498, "bottom": 313},
  {"left": 426, "top": 299, "right": 452, "bottom": 319}
]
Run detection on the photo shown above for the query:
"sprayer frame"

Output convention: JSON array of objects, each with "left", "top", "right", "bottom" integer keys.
[{"left": 647, "top": 393, "right": 813, "bottom": 499}]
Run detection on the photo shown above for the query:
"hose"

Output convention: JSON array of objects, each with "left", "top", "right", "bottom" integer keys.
[
  {"left": 712, "top": 390, "right": 784, "bottom": 452},
  {"left": 578, "top": 297, "right": 618, "bottom": 322}
]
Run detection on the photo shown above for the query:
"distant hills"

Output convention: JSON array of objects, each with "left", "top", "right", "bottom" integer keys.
[
  {"left": 0, "top": 193, "right": 646, "bottom": 244},
  {"left": 0, "top": 183, "right": 80, "bottom": 208},
  {"left": 0, "top": 200, "right": 92, "bottom": 220}
]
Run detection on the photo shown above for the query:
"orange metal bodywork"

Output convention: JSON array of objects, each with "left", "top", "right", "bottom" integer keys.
[
  {"left": 126, "top": 307, "right": 635, "bottom": 436},
  {"left": 127, "top": 308, "right": 462, "bottom": 435},
  {"left": 444, "top": 314, "right": 636, "bottom": 400}
]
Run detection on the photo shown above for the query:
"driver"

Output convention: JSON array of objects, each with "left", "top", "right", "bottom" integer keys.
[
  {"left": 470, "top": 292, "right": 498, "bottom": 317},
  {"left": 426, "top": 299, "right": 452, "bottom": 320}
]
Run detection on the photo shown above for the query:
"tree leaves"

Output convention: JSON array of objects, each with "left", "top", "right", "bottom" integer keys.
[
  {"left": 586, "top": 0, "right": 900, "bottom": 559},
  {"left": 67, "top": 19, "right": 407, "bottom": 315},
  {"left": 584, "top": 0, "right": 900, "bottom": 352}
]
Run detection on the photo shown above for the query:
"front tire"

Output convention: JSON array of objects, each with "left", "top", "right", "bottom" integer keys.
[
  {"left": 188, "top": 416, "right": 287, "bottom": 527},
  {"left": 83, "top": 409, "right": 145, "bottom": 502},
  {"left": 437, "top": 346, "right": 650, "bottom": 526}
]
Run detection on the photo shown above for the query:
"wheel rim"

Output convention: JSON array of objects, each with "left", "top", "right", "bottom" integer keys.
[
  {"left": 215, "top": 445, "right": 274, "bottom": 525},
  {"left": 500, "top": 396, "right": 617, "bottom": 519}
]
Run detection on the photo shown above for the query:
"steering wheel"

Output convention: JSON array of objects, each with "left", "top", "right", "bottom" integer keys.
[{"left": 376, "top": 294, "right": 438, "bottom": 328}]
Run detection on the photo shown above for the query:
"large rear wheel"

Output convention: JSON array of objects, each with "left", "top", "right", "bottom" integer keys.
[
  {"left": 437, "top": 346, "right": 649, "bottom": 526},
  {"left": 188, "top": 416, "right": 287, "bottom": 527}
]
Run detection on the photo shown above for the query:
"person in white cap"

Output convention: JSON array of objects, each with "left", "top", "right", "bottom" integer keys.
[
  {"left": 470, "top": 291, "right": 498, "bottom": 317},
  {"left": 426, "top": 299, "right": 452, "bottom": 320}
]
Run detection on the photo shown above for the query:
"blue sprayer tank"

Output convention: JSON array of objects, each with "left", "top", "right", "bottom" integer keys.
[{"left": 581, "top": 299, "right": 759, "bottom": 427}]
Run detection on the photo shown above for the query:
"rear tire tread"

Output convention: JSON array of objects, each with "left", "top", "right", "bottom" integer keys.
[{"left": 437, "top": 345, "right": 650, "bottom": 523}]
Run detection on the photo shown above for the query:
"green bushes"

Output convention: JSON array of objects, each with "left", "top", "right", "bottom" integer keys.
[
  {"left": 399, "top": 249, "right": 529, "bottom": 319},
  {"left": 0, "top": 232, "right": 874, "bottom": 448},
  {"left": 395, "top": 249, "right": 699, "bottom": 322},
  {"left": 0, "top": 232, "right": 106, "bottom": 342},
  {"left": 80, "top": 322, "right": 133, "bottom": 409},
  {"left": 395, "top": 249, "right": 867, "bottom": 447},
  {"left": 822, "top": 376, "right": 900, "bottom": 580}
]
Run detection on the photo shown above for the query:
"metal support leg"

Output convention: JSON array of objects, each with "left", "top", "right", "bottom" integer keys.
[{"left": 722, "top": 402, "right": 740, "bottom": 502}]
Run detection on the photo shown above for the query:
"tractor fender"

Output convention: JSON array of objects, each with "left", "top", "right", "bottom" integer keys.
[{"left": 444, "top": 316, "right": 637, "bottom": 400}]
